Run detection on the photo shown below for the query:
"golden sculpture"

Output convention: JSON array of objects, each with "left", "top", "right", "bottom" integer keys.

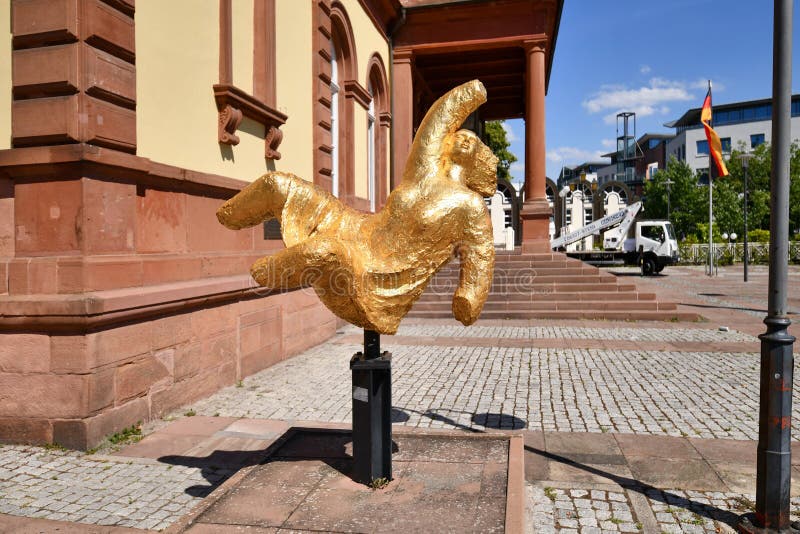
[{"left": 217, "top": 80, "right": 496, "bottom": 334}]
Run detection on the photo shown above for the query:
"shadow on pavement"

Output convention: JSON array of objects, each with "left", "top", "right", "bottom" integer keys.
[
  {"left": 158, "top": 427, "right": 400, "bottom": 497},
  {"left": 525, "top": 445, "right": 744, "bottom": 529},
  {"left": 392, "top": 406, "right": 528, "bottom": 432},
  {"left": 680, "top": 301, "right": 767, "bottom": 314},
  {"left": 158, "top": 448, "right": 268, "bottom": 497}
]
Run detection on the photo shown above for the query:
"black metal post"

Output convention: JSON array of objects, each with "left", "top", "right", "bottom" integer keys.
[
  {"left": 350, "top": 329, "right": 392, "bottom": 485},
  {"left": 740, "top": 1, "right": 797, "bottom": 531}
]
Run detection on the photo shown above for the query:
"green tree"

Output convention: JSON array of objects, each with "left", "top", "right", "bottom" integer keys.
[
  {"left": 644, "top": 156, "right": 705, "bottom": 239},
  {"left": 727, "top": 141, "right": 800, "bottom": 234},
  {"left": 790, "top": 142, "right": 800, "bottom": 237},
  {"left": 711, "top": 178, "right": 744, "bottom": 238},
  {"left": 726, "top": 143, "right": 772, "bottom": 231},
  {"left": 483, "top": 121, "right": 517, "bottom": 183}
]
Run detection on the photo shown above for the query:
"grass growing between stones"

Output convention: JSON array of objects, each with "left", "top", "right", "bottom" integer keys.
[
  {"left": 369, "top": 477, "right": 390, "bottom": 490},
  {"left": 108, "top": 422, "right": 143, "bottom": 447}
]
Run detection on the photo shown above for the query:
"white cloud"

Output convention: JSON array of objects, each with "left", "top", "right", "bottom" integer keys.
[
  {"left": 510, "top": 161, "right": 524, "bottom": 172},
  {"left": 546, "top": 146, "right": 609, "bottom": 165},
  {"left": 690, "top": 79, "right": 724, "bottom": 92},
  {"left": 583, "top": 77, "right": 695, "bottom": 124},
  {"left": 501, "top": 121, "right": 519, "bottom": 143},
  {"left": 640, "top": 65, "right": 651, "bottom": 74},
  {"left": 600, "top": 138, "right": 616, "bottom": 149}
]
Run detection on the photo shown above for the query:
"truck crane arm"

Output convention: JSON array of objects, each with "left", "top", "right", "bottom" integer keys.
[{"left": 551, "top": 201, "right": 642, "bottom": 250}]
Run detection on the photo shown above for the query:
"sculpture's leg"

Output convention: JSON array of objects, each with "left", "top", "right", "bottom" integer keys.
[
  {"left": 452, "top": 207, "right": 495, "bottom": 325},
  {"left": 250, "top": 236, "right": 342, "bottom": 289}
]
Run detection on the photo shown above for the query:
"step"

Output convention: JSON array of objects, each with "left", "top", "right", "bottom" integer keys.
[
  {"left": 423, "top": 281, "right": 636, "bottom": 295},
  {"left": 416, "top": 291, "right": 657, "bottom": 303},
  {"left": 409, "top": 300, "right": 670, "bottom": 313},
  {"left": 428, "top": 272, "right": 619, "bottom": 283},
  {"left": 437, "top": 266, "right": 602, "bottom": 277},
  {"left": 405, "top": 309, "right": 698, "bottom": 321}
]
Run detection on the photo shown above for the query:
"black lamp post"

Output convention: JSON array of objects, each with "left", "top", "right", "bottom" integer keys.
[
  {"left": 739, "top": 0, "right": 797, "bottom": 530},
  {"left": 740, "top": 152, "right": 753, "bottom": 282}
]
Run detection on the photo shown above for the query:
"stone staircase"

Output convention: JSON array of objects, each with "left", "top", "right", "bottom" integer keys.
[{"left": 407, "top": 249, "right": 699, "bottom": 321}]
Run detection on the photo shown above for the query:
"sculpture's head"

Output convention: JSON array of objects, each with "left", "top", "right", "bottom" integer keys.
[{"left": 450, "top": 129, "right": 498, "bottom": 197}]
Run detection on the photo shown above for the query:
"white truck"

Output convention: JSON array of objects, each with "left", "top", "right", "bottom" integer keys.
[{"left": 551, "top": 201, "right": 680, "bottom": 275}]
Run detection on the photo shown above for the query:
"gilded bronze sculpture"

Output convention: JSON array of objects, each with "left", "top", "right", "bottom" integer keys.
[{"left": 217, "top": 80, "right": 497, "bottom": 334}]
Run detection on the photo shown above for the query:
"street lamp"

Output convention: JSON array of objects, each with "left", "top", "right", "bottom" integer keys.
[
  {"left": 558, "top": 185, "right": 570, "bottom": 237},
  {"left": 739, "top": 151, "right": 754, "bottom": 282},
  {"left": 738, "top": 1, "right": 797, "bottom": 530},
  {"left": 722, "top": 232, "right": 738, "bottom": 263}
]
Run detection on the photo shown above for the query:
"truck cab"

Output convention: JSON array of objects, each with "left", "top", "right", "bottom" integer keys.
[{"left": 628, "top": 221, "right": 679, "bottom": 274}]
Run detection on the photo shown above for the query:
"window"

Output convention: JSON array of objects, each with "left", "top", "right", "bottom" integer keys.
[
  {"left": 751, "top": 133, "right": 765, "bottom": 148},
  {"left": 696, "top": 140, "right": 709, "bottom": 155},
  {"left": 641, "top": 225, "right": 665, "bottom": 242},
  {"left": 721, "top": 137, "right": 731, "bottom": 153},
  {"left": 367, "top": 83, "right": 376, "bottom": 212},
  {"left": 330, "top": 40, "right": 339, "bottom": 197}
]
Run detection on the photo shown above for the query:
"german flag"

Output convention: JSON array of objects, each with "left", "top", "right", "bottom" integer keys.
[{"left": 701, "top": 87, "right": 729, "bottom": 177}]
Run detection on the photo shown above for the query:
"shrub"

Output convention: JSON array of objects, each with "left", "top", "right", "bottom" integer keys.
[{"left": 748, "top": 229, "right": 770, "bottom": 243}]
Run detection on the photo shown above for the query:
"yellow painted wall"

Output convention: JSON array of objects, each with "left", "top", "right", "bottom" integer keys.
[
  {"left": 0, "top": 0, "right": 11, "bottom": 150},
  {"left": 136, "top": 0, "right": 389, "bottom": 187},
  {"left": 136, "top": 0, "right": 268, "bottom": 181},
  {"left": 231, "top": 0, "right": 254, "bottom": 95},
  {"left": 274, "top": 0, "right": 313, "bottom": 181}
]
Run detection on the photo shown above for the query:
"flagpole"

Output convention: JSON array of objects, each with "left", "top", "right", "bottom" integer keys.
[{"left": 708, "top": 80, "right": 714, "bottom": 276}]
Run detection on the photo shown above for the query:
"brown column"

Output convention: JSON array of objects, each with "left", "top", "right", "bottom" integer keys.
[
  {"left": 519, "top": 39, "right": 552, "bottom": 252},
  {"left": 524, "top": 40, "right": 547, "bottom": 202},
  {"left": 392, "top": 50, "right": 414, "bottom": 186}
]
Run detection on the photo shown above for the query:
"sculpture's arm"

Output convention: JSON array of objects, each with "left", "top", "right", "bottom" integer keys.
[
  {"left": 452, "top": 200, "right": 495, "bottom": 325},
  {"left": 403, "top": 80, "right": 487, "bottom": 184}
]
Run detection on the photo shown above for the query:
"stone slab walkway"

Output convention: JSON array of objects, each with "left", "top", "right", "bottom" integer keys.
[{"left": 1, "top": 265, "right": 799, "bottom": 532}]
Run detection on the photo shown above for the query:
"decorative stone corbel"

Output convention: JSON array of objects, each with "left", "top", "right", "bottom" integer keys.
[
  {"left": 213, "top": 84, "right": 288, "bottom": 160},
  {"left": 265, "top": 125, "right": 283, "bottom": 160},
  {"left": 218, "top": 104, "right": 243, "bottom": 145}
]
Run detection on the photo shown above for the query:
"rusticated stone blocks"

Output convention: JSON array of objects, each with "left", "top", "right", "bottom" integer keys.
[
  {"left": 11, "top": 0, "right": 137, "bottom": 151},
  {"left": 0, "top": 290, "right": 337, "bottom": 449}
]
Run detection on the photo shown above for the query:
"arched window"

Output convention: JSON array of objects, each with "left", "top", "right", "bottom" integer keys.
[
  {"left": 367, "top": 82, "right": 376, "bottom": 212},
  {"left": 330, "top": 40, "right": 340, "bottom": 198},
  {"left": 366, "top": 54, "right": 389, "bottom": 208}
]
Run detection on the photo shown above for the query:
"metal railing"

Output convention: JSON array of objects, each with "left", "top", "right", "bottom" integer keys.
[{"left": 678, "top": 241, "right": 800, "bottom": 265}]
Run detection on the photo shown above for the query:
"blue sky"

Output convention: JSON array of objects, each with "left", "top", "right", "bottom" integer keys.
[{"left": 504, "top": 0, "right": 800, "bottom": 190}]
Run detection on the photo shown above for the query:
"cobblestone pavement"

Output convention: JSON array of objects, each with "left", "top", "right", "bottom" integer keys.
[
  {"left": 529, "top": 485, "right": 800, "bottom": 533},
  {"left": 0, "top": 445, "right": 229, "bottom": 531},
  {"left": 354, "top": 323, "right": 757, "bottom": 343},
  {"left": 188, "top": 336, "right": 796, "bottom": 441}
]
